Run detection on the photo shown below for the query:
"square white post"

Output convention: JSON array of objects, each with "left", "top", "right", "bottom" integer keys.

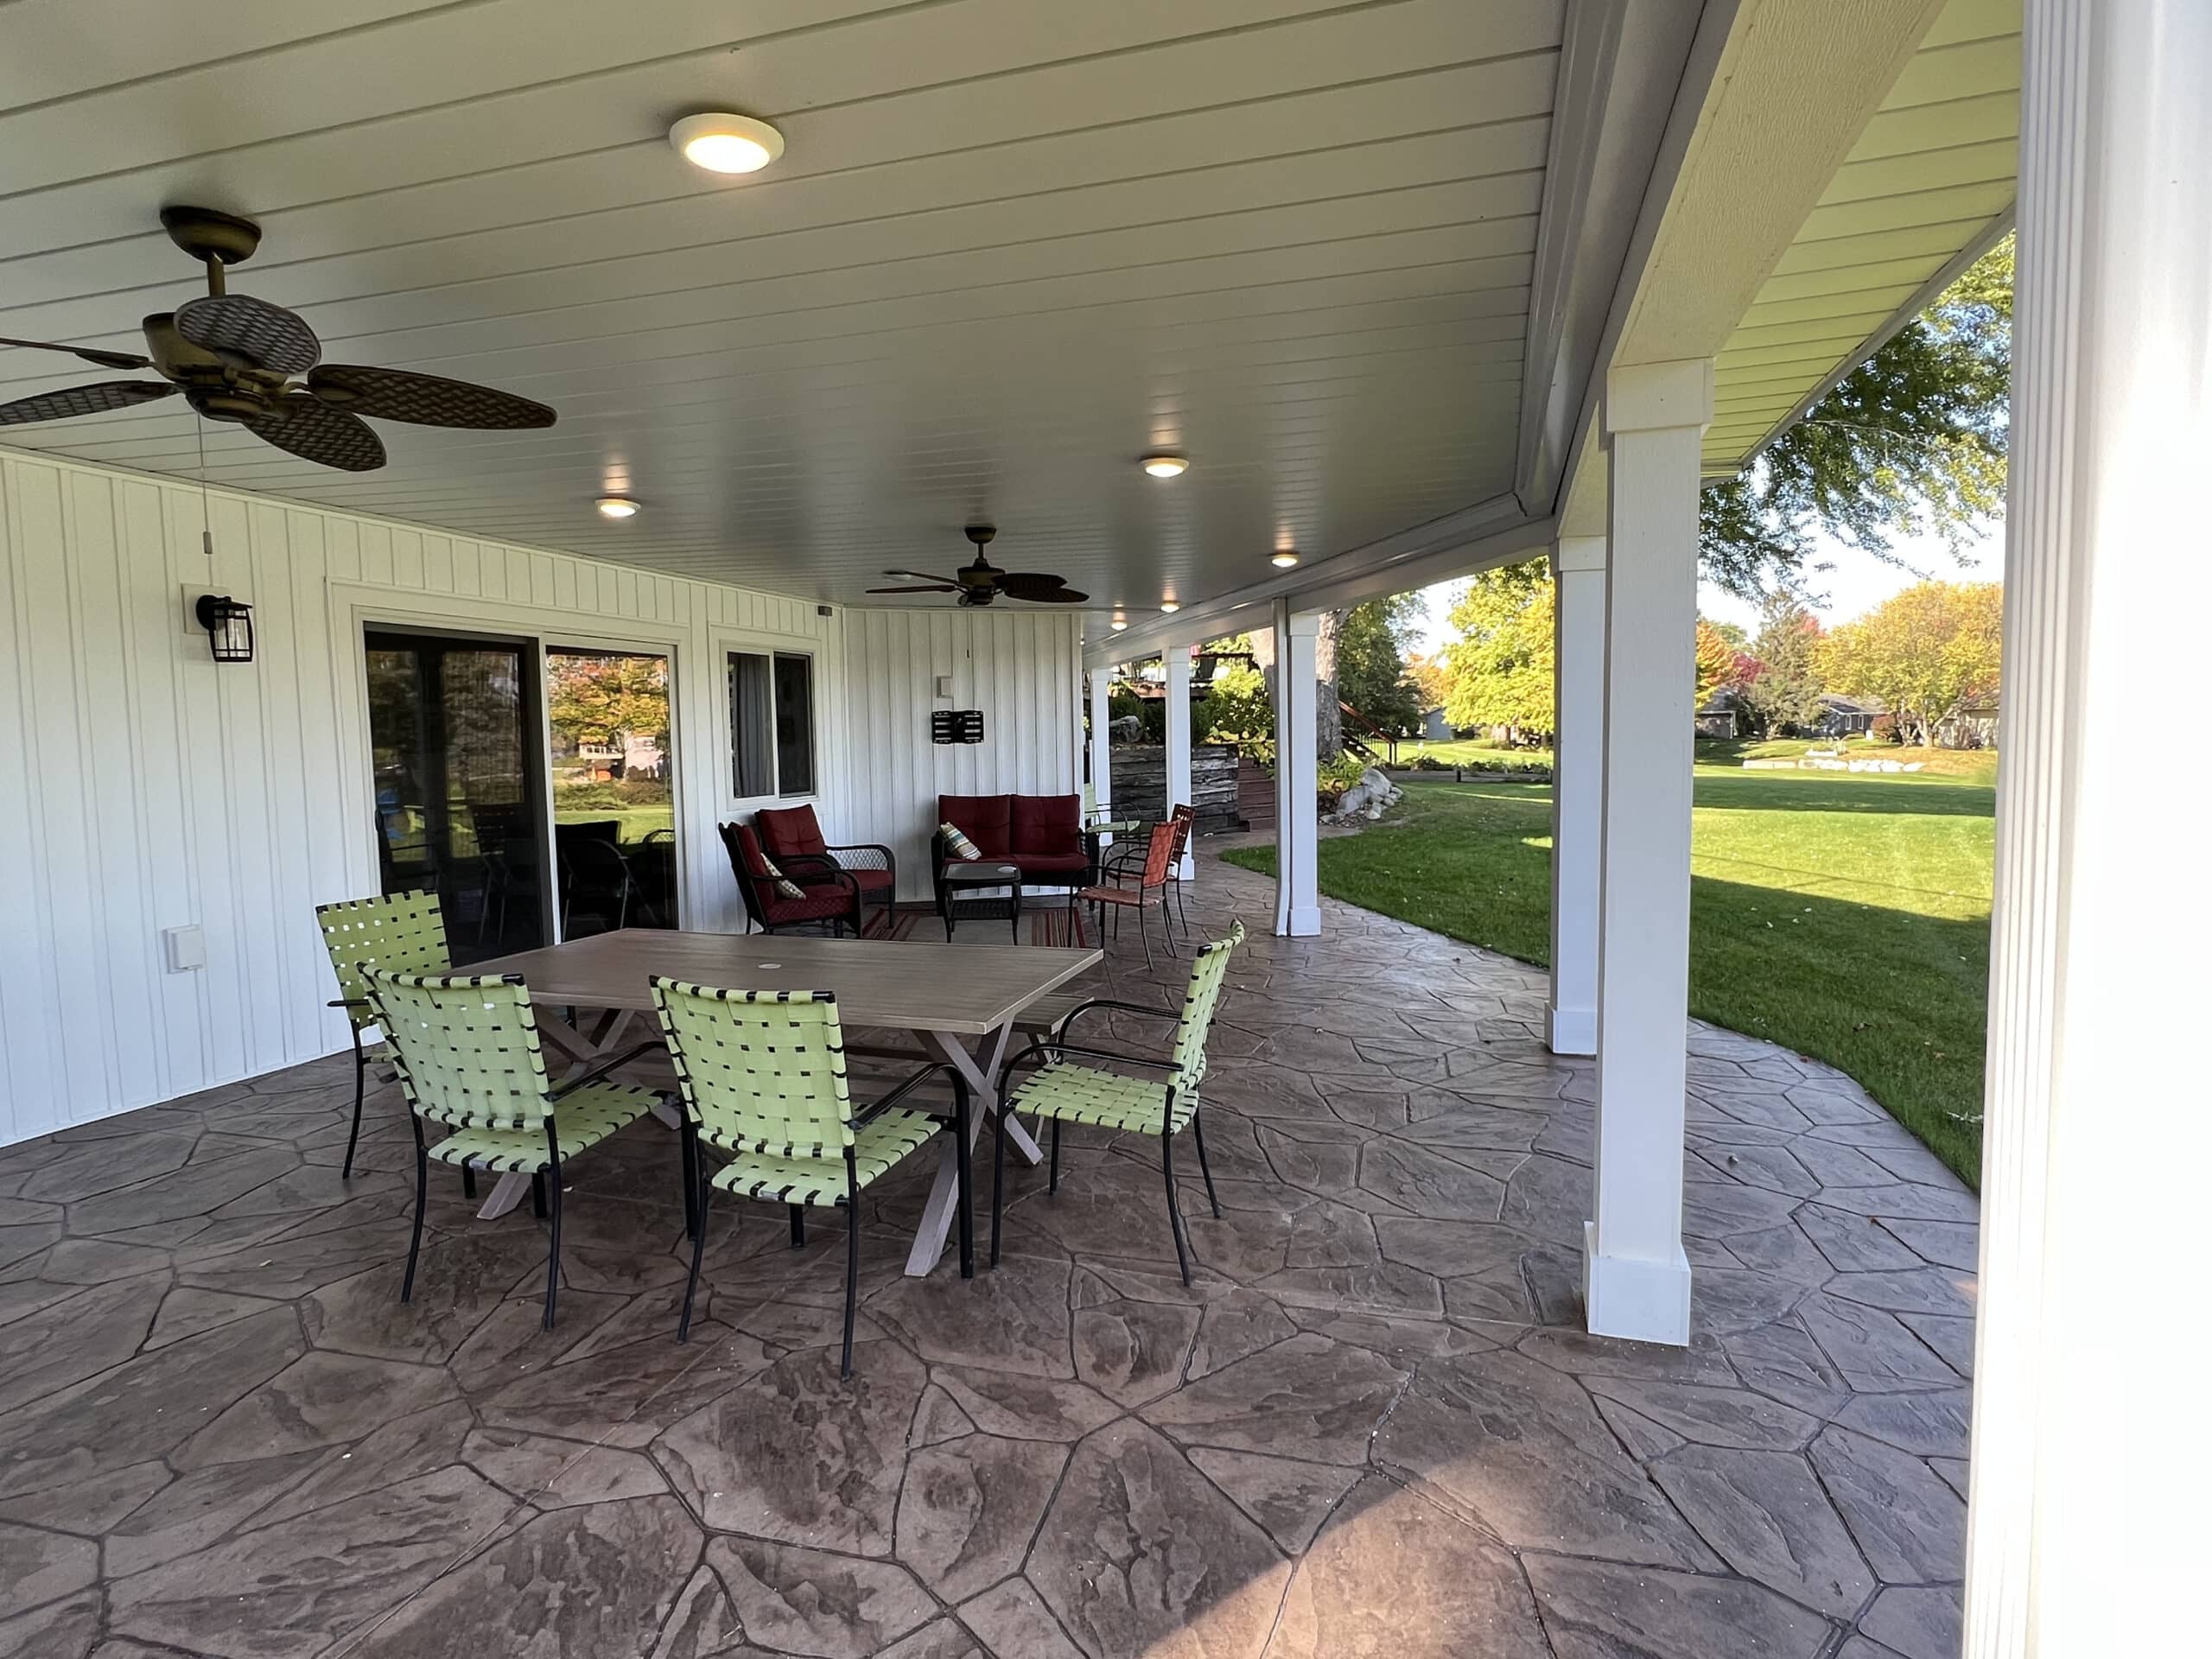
[
  {"left": 1088, "top": 666, "right": 1116, "bottom": 839},
  {"left": 1163, "top": 644, "right": 1196, "bottom": 880},
  {"left": 1584, "top": 357, "right": 1712, "bottom": 1346},
  {"left": 1271, "top": 601, "right": 1321, "bottom": 938},
  {"left": 1547, "top": 535, "right": 1605, "bottom": 1056},
  {"left": 1965, "top": 4, "right": 2212, "bottom": 1651}
]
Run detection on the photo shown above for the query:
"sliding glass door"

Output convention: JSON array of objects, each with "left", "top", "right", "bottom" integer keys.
[
  {"left": 544, "top": 647, "right": 677, "bottom": 938},
  {"left": 364, "top": 630, "right": 548, "bottom": 962}
]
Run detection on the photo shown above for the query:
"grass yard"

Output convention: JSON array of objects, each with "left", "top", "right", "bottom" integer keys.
[
  {"left": 1223, "top": 766, "right": 1993, "bottom": 1185},
  {"left": 1397, "top": 737, "right": 1556, "bottom": 770}
]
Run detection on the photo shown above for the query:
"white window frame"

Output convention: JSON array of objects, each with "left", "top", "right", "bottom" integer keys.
[{"left": 719, "top": 634, "right": 820, "bottom": 810}]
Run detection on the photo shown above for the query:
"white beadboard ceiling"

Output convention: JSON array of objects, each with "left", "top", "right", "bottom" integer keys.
[
  {"left": 1704, "top": 0, "right": 2019, "bottom": 476},
  {"left": 0, "top": 0, "right": 1562, "bottom": 620}
]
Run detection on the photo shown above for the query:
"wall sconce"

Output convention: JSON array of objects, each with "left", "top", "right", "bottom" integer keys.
[{"left": 194, "top": 594, "right": 254, "bottom": 663}]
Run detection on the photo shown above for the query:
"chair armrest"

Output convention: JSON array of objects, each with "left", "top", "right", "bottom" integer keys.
[
  {"left": 1002, "top": 1038, "right": 1181, "bottom": 1078},
  {"left": 826, "top": 841, "right": 895, "bottom": 870},
  {"left": 776, "top": 851, "right": 843, "bottom": 880},
  {"left": 1057, "top": 998, "right": 1180, "bottom": 1046},
  {"left": 851, "top": 1061, "right": 961, "bottom": 1127},
  {"left": 547, "top": 1039, "right": 667, "bottom": 1101},
  {"left": 328, "top": 997, "right": 369, "bottom": 1010}
]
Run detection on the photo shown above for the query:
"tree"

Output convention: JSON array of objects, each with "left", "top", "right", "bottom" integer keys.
[
  {"left": 1403, "top": 651, "right": 1452, "bottom": 715},
  {"left": 1738, "top": 595, "right": 1830, "bottom": 735},
  {"left": 546, "top": 653, "right": 670, "bottom": 752},
  {"left": 1701, "top": 234, "right": 2012, "bottom": 600},
  {"left": 1440, "top": 559, "right": 1554, "bottom": 737},
  {"left": 1335, "top": 594, "right": 1427, "bottom": 738},
  {"left": 1694, "top": 620, "right": 1738, "bottom": 706},
  {"left": 1815, "top": 581, "right": 2003, "bottom": 747}
]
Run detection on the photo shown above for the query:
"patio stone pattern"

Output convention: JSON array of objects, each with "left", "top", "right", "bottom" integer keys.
[{"left": 0, "top": 853, "right": 1974, "bottom": 1656}]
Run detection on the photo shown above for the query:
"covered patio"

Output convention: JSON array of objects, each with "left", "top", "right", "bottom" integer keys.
[
  {"left": 0, "top": 853, "right": 1974, "bottom": 1657},
  {"left": 0, "top": 0, "right": 2202, "bottom": 1654}
]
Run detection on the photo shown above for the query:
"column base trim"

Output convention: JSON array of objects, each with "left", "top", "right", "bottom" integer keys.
[
  {"left": 1583, "top": 1221, "right": 1692, "bottom": 1346},
  {"left": 1280, "top": 906, "right": 1321, "bottom": 938},
  {"left": 1546, "top": 1004, "right": 1596, "bottom": 1056}
]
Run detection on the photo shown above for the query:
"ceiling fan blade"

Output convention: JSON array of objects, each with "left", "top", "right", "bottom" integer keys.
[
  {"left": 243, "top": 392, "right": 385, "bottom": 472},
  {"left": 307, "top": 364, "right": 556, "bottom": 429},
  {"left": 0, "top": 380, "right": 178, "bottom": 426},
  {"left": 880, "top": 569, "right": 959, "bottom": 584},
  {"left": 996, "top": 572, "right": 1087, "bottom": 603},
  {"left": 0, "top": 334, "right": 151, "bottom": 372},
  {"left": 865, "top": 584, "right": 963, "bottom": 594},
  {"left": 175, "top": 294, "right": 321, "bottom": 375}
]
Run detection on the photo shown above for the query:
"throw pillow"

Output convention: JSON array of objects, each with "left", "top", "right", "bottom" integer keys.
[
  {"left": 940, "top": 822, "right": 983, "bottom": 861},
  {"left": 757, "top": 852, "right": 806, "bottom": 900}
]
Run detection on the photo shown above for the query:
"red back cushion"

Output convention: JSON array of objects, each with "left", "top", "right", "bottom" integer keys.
[
  {"left": 1010, "top": 793, "right": 1078, "bottom": 855},
  {"left": 756, "top": 804, "right": 828, "bottom": 860},
  {"left": 938, "top": 794, "right": 1011, "bottom": 857},
  {"left": 731, "top": 823, "right": 772, "bottom": 880}
]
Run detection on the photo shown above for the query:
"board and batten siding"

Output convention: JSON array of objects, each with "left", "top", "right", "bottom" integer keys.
[
  {"left": 0, "top": 445, "right": 849, "bottom": 1147},
  {"left": 842, "top": 607, "right": 1084, "bottom": 901}
]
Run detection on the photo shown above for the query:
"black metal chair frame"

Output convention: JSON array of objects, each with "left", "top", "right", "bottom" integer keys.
[
  {"left": 991, "top": 999, "right": 1221, "bottom": 1285},
  {"left": 720, "top": 824, "right": 867, "bottom": 937},
  {"left": 677, "top": 1060, "right": 969, "bottom": 1377},
  {"left": 401, "top": 1037, "right": 664, "bottom": 1331}
]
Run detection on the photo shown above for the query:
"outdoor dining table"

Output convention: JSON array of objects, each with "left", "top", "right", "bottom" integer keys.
[{"left": 467, "top": 927, "right": 1101, "bottom": 1275}]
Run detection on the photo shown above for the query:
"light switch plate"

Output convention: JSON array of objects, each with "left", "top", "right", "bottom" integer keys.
[
  {"left": 934, "top": 674, "right": 953, "bottom": 700},
  {"left": 162, "top": 925, "right": 207, "bottom": 971}
]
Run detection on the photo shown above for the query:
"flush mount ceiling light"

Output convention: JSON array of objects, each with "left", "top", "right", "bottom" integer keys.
[
  {"left": 596, "top": 496, "right": 641, "bottom": 518},
  {"left": 1141, "top": 454, "right": 1188, "bottom": 478},
  {"left": 1159, "top": 601, "right": 1180, "bottom": 613},
  {"left": 1109, "top": 618, "right": 1128, "bottom": 632},
  {"left": 1270, "top": 551, "right": 1300, "bottom": 569},
  {"left": 670, "top": 111, "right": 785, "bottom": 175}
]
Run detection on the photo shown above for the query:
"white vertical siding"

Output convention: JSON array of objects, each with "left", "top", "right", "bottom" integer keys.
[
  {"left": 0, "top": 446, "right": 839, "bottom": 1147},
  {"left": 839, "top": 607, "right": 1084, "bottom": 899}
]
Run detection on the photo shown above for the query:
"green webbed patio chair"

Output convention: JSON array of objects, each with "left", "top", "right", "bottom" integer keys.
[
  {"left": 992, "top": 919, "right": 1245, "bottom": 1284},
  {"left": 315, "top": 890, "right": 451, "bottom": 1180},
  {"left": 651, "top": 980, "right": 966, "bottom": 1377},
  {"left": 361, "top": 968, "right": 660, "bottom": 1329}
]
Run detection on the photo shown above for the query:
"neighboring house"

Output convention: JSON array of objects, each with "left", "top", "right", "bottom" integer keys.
[
  {"left": 1420, "top": 706, "right": 1454, "bottom": 741},
  {"left": 1815, "top": 694, "right": 1883, "bottom": 738},
  {"left": 1936, "top": 701, "right": 1999, "bottom": 749},
  {"left": 1696, "top": 685, "right": 1749, "bottom": 739}
]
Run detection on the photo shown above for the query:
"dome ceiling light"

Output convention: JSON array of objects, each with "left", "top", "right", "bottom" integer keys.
[{"left": 670, "top": 112, "right": 785, "bottom": 175}]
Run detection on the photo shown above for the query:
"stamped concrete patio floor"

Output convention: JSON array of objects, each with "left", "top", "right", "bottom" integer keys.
[{"left": 0, "top": 855, "right": 1977, "bottom": 1659}]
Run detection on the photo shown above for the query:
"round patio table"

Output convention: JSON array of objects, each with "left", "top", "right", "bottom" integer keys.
[{"left": 942, "top": 861, "right": 1022, "bottom": 940}]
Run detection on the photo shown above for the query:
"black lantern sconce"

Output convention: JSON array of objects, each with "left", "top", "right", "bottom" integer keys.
[{"left": 193, "top": 594, "right": 254, "bottom": 664}]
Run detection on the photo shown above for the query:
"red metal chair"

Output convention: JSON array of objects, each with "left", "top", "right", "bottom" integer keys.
[
  {"left": 1106, "top": 803, "right": 1196, "bottom": 945},
  {"left": 718, "top": 822, "right": 863, "bottom": 936},
  {"left": 1077, "top": 819, "right": 1179, "bottom": 965}
]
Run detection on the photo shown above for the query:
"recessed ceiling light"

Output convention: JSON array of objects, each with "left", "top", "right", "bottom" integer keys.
[
  {"left": 1141, "top": 454, "right": 1189, "bottom": 478},
  {"left": 596, "top": 496, "right": 641, "bottom": 519},
  {"left": 1109, "top": 618, "right": 1128, "bottom": 632},
  {"left": 1159, "top": 601, "right": 1180, "bottom": 613},
  {"left": 670, "top": 112, "right": 785, "bottom": 175},
  {"left": 1270, "top": 551, "right": 1300, "bottom": 569}
]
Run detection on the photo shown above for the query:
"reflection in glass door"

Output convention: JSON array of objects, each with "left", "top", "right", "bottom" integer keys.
[
  {"left": 364, "top": 631, "right": 548, "bottom": 963},
  {"left": 545, "top": 648, "right": 676, "bottom": 937}
]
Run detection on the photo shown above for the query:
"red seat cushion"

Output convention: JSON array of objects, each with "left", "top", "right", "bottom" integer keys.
[
  {"left": 762, "top": 888, "right": 859, "bottom": 925},
  {"left": 756, "top": 804, "right": 830, "bottom": 861},
  {"left": 1010, "top": 793, "right": 1079, "bottom": 856},
  {"left": 938, "top": 794, "right": 1011, "bottom": 858},
  {"left": 802, "top": 866, "right": 892, "bottom": 899}
]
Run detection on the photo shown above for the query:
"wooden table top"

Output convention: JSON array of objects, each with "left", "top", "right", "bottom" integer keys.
[{"left": 471, "top": 928, "right": 1103, "bottom": 1035}]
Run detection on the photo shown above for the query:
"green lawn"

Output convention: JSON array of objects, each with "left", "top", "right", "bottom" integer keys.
[
  {"left": 1395, "top": 737, "right": 1555, "bottom": 770},
  {"left": 1223, "top": 767, "right": 1993, "bottom": 1186}
]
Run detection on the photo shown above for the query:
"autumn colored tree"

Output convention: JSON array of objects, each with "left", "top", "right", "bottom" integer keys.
[
  {"left": 546, "top": 652, "right": 670, "bottom": 751},
  {"left": 1694, "top": 619, "right": 1739, "bottom": 706},
  {"left": 1441, "top": 559, "right": 1554, "bottom": 738},
  {"left": 1815, "top": 581, "right": 2002, "bottom": 747},
  {"left": 1403, "top": 651, "right": 1453, "bottom": 715}
]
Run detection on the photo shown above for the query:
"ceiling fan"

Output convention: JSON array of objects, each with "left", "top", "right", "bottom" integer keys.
[
  {"left": 868, "top": 524, "right": 1087, "bottom": 606},
  {"left": 0, "top": 207, "right": 555, "bottom": 473}
]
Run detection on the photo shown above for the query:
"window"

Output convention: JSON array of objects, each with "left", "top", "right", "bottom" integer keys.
[{"left": 730, "top": 649, "right": 816, "bottom": 797}]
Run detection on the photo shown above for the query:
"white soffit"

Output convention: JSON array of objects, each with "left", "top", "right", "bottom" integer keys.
[
  {"left": 0, "top": 0, "right": 1566, "bottom": 622},
  {"left": 1703, "top": 0, "right": 2019, "bottom": 477}
]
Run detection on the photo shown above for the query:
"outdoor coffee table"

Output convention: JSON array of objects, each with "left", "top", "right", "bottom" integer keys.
[
  {"left": 467, "top": 928, "right": 1098, "bottom": 1275},
  {"left": 942, "top": 861, "right": 1022, "bottom": 940}
]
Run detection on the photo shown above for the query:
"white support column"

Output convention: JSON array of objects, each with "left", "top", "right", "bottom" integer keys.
[
  {"left": 1163, "top": 645, "right": 1196, "bottom": 880},
  {"left": 1270, "top": 601, "right": 1320, "bottom": 938},
  {"left": 1088, "top": 666, "right": 1115, "bottom": 837},
  {"left": 1547, "top": 535, "right": 1605, "bottom": 1056},
  {"left": 1584, "top": 357, "right": 1712, "bottom": 1347},
  {"left": 1965, "top": 5, "right": 2210, "bottom": 1652}
]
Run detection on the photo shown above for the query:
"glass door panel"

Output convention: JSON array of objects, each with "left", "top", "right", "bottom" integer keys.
[
  {"left": 364, "top": 631, "right": 546, "bottom": 963},
  {"left": 546, "top": 648, "right": 676, "bottom": 936}
]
